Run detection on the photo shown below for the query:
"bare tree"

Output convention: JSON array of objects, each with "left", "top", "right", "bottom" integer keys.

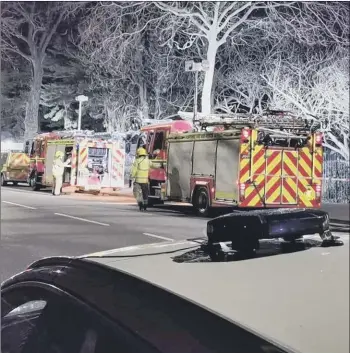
[
  {"left": 155, "top": 1, "right": 296, "bottom": 115},
  {"left": 1, "top": 1, "right": 78, "bottom": 139},
  {"left": 262, "top": 47, "right": 349, "bottom": 159},
  {"left": 74, "top": 1, "right": 194, "bottom": 127}
]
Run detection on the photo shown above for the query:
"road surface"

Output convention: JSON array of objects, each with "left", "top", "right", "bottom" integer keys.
[
  {"left": 1, "top": 186, "right": 349, "bottom": 281},
  {"left": 1, "top": 187, "right": 210, "bottom": 280}
]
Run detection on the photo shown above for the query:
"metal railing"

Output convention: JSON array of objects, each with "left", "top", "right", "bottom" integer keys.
[{"left": 322, "top": 150, "right": 350, "bottom": 203}]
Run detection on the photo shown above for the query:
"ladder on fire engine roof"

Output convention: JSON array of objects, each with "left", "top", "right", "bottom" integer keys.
[
  {"left": 178, "top": 110, "right": 319, "bottom": 134},
  {"left": 50, "top": 130, "right": 124, "bottom": 142}
]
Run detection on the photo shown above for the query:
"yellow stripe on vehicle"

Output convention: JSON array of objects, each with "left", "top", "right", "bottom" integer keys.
[{"left": 244, "top": 174, "right": 264, "bottom": 200}]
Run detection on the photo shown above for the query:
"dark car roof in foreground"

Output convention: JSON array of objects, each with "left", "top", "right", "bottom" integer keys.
[
  {"left": 82, "top": 236, "right": 349, "bottom": 353},
  {"left": 4, "top": 233, "right": 349, "bottom": 353}
]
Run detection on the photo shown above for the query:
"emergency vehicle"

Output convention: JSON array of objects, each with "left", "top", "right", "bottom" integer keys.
[
  {"left": 139, "top": 111, "right": 324, "bottom": 216},
  {"left": 25, "top": 131, "right": 125, "bottom": 193},
  {"left": 1, "top": 150, "right": 30, "bottom": 186}
]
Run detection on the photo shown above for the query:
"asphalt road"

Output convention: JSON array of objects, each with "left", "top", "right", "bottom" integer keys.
[
  {"left": 1, "top": 187, "right": 209, "bottom": 280},
  {"left": 1, "top": 185, "right": 349, "bottom": 281}
]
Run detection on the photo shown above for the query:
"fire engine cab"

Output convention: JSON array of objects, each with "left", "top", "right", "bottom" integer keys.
[{"left": 139, "top": 111, "right": 324, "bottom": 216}]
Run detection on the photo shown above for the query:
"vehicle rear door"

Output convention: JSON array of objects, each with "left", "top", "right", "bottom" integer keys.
[
  {"left": 263, "top": 149, "right": 283, "bottom": 205},
  {"left": 7, "top": 153, "right": 30, "bottom": 182},
  {"left": 263, "top": 149, "right": 299, "bottom": 205},
  {"left": 281, "top": 150, "right": 299, "bottom": 204}
]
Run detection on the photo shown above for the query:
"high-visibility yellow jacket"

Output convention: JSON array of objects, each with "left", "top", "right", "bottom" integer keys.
[
  {"left": 131, "top": 156, "right": 152, "bottom": 183},
  {"left": 52, "top": 157, "right": 71, "bottom": 178}
]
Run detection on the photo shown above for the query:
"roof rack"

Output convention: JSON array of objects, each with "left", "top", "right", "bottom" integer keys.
[
  {"left": 178, "top": 110, "right": 313, "bottom": 133},
  {"left": 48, "top": 130, "right": 124, "bottom": 141},
  {"left": 142, "top": 118, "right": 177, "bottom": 126}
]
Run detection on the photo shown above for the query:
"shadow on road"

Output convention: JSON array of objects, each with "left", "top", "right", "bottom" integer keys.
[
  {"left": 172, "top": 237, "right": 343, "bottom": 264},
  {"left": 154, "top": 205, "right": 350, "bottom": 231},
  {"left": 152, "top": 204, "right": 234, "bottom": 219},
  {"left": 3, "top": 184, "right": 52, "bottom": 193}
]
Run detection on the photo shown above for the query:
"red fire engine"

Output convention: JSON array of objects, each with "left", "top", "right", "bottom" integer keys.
[{"left": 139, "top": 112, "right": 324, "bottom": 216}]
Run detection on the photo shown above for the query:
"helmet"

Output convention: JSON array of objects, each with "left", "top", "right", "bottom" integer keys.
[
  {"left": 55, "top": 151, "right": 64, "bottom": 158},
  {"left": 136, "top": 147, "right": 147, "bottom": 157}
]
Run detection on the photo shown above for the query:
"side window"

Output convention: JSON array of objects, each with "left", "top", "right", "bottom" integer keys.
[
  {"left": 30, "top": 142, "right": 35, "bottom": 157},
  {"left": 146, "top": 132, "right": 154, "bottom": 154},
  {"left": 2, "top": 287, "right": 157, "bottom": 353},
  {"left": 35, "top": 141, "right": 41, "bottom": 156},
  {"left": 24, "top": 141, "right": 30, "bottom": 154},
  {"left": 164, "top": 130, "right": 169, "bottom": 148},
  {"left": 2, "top": 299, "right": 48, "bottom": 353},
  {"left": 136, "top": 133, "right": 146, "bottom": 149},
  {"left": 39, "top": 141, "right": 45, "bottom": 157},
  {"left": 153, "top": 131, "right": 164, "bottom": 152}
]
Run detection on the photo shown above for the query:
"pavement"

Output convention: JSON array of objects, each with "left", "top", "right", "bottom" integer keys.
[{"left": 1, "top": 184, "right": 349, "bottom": 281}]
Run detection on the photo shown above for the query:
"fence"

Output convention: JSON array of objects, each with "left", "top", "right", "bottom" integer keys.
[{"left": 322, "top": 149, "right": 350, "bottom": 203}]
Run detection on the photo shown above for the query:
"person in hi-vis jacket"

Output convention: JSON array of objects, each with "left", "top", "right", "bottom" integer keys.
[
  {"left": 52, "top": 151, "right": 71, "bottom": 196},
  {"left": 131, "top": 147, "right": 152, "bottom": 211}
]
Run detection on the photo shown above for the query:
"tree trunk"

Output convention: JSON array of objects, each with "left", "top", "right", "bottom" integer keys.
[
  {"left": 139, "top": 81, "right": 149, "bottom": 120},
  {"left": 201, "top": 39, "right": 218, "bottom": 115},
  {"left": 105, "top": 104, "right": 114, "bottom": 133},
  {"left": 24, "top": 61, "right": 43, "bottom": 140}
]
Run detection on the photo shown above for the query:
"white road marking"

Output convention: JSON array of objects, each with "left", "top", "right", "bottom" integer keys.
[
  {"left": 54, "top": 213, "right": 110, "bottom": 226},
  {"left": 143, "top": 232, "right": 174, "bottom": 242},
  {"left": 2, "top": 201, "right": 37, "bottom": 210}
]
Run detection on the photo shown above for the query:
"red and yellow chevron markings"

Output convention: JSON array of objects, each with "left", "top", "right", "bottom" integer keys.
[
  {"left": 240, "top": 144, "right": 266, "bottom": 207},
  {"left": 297, "top": 147, "right": 314, "bottom": 207},
  {"left": 281, "top": 150, "right": 298, "bottom": 204},
  {"left": 112, "top": 145, "right": 125, "bottom": 181},
  {"left": 9, "top": 153, "right": 30, "bottom": 168},
  {"left": 70, "top": 145, "right": 77, "bottom": 185},
  {"left": 265, "top": 150, "right": 283, "bottom": 204},
  {"left": 239, "top": 143, "right": 250, "bottom": 184},
  {"left": 6, "top": 153, "right": 30, "bottom": 182}
]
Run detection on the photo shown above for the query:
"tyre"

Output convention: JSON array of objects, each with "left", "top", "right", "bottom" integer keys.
[
  {"left": 147, "top": 197, "right": 164, "bottom": 207},
  {"left": 147, "top": 197, "right": 156, "bottom": 207},
  {"left": 30, "top": 173, "right": 40, "bottom": 191},
  {"left": 1, "top": 174, "right": 7, "bottom": 186},
  {"left": 193, "top": 187, "right": 210, "bottom": 217}
]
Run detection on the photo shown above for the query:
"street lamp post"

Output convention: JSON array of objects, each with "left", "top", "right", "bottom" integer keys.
[
  {"left": 75, "top": 95, "right": 89, "bottom": 130},
  {"left": 185, "top": 60, "right": 209, "bottom": 125}
]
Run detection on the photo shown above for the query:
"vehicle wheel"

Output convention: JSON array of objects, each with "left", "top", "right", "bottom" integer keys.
[
  {"left": 1, "top": 174, "right": 7, "bottom": 186},
  {"left": 30, "top": 173, "right": 40, "bottom": 191},
  {"left": 193, "top": 187, "right": 210, "bottom": 217},
  {"left": 148, "top": 198, "right": 164, "bottom": 207},
  {"left": 12, "top": 181, "right": 18, "bottom": 186},
  {"left": 147, "top": 198, "right": 156, "bottom": 207}
]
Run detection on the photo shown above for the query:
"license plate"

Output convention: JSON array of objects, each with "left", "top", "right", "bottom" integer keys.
[{"left": 155, "top": 189, "right": 161, "bottom": 197}]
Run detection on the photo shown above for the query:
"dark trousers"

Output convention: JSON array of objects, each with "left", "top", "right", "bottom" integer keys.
[{"left": 136, "top": 183, "right": 149, "bottom": 205}]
